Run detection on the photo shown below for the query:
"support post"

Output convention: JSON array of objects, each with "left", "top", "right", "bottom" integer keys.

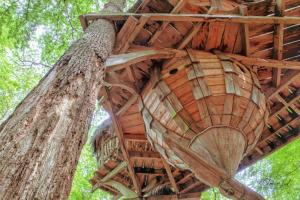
[{"left": 272, "top": 0, "right": 285, "bottom": 86}]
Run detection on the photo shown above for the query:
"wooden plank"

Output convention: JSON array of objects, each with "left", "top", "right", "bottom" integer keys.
[
  {"left": 129, "top": 151, "right": 161, "bottom": 158},
  {"left": 148, "top": 0, "right": 186, "bottom": 46},
  {"left": 146, "top": 192, "right": 202, "bottom": 200},
  {"left": 104, "top": 89, "right": 141, "bottom": 196},
  {"left": 81, "top": 13, "right": 300, "bottom": 25},
  {"left": 101, "top": 161, "right": 128, "bottom": 182},
  {"left": 114, "top": 16, "right": 139, "bottom": 53},
  {"left": 268, "top": 71, "right": 300, "bottom": 99},
  {"left": 239, "top": 5, "right": 250, "bottom": 56},
  {"left": 133, "top": 0, "right": 151, "bottom": 12},
  {"left": 209, "top": 0, "right": 222, "bottom": 13},
  {"left": 105, "top": 49, "right": 187, "bottom": 72},
  {"left": 123, "top": 133, "right": 147, "bottom": 141},
  {"left": 119, "top": 15, "right": 150, "bottom": 53},
  {"left": 270, "top": 95, "right": 299, "bottom": 118},
  {"left": 103, "top": 180, "right": 138, "bottom": 198},
  {"left": 176, "top": 173, "right": 193, "bottom": 185},
  {"left": 205, "top": 22, "right": 225, "bottom": 50},
  {"left": 259, "top": 117, "right": 299, "bottom": 146},
  {"left": 105, "top": 49, "right": 300, "bottom": 72},
  {"left": 180, "top": 182, "right": 201, "bottom": 194},
  {"left": 255, "top": 147, "right": 264, "bottom": 155},
  {"left": 161, "top": 157, "right": 179, "bottom": 193},
  {"left": 224, "top": 53, "right": 300, "bottom": 70},
  {"left": 242, "top": 121, "right": 300, "bottom": 170},
  {"left": 272, "top": 0, "right": 286, "bottom": 87},
  {"left": 276, "top": 94, "right": 300, "bottom": 115},
  {"left": 79, "top": 15, "right": 88, "bottom": 31},
  {"left": 222, "top": 22, "right": 240, "bottom": 52},
  {"left": 103, "top": 80, "right": 136, "bottom": 94},
  {"left": 116, "top": 94, "right": 138, "bottom": 116},
  {"left": 176, "top": 23, "right": 202, "bottom": 49}
]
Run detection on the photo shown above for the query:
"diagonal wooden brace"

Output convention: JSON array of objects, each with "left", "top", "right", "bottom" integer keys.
[{"left": 163, "top": 133, "right": 265, "bottom": 200}]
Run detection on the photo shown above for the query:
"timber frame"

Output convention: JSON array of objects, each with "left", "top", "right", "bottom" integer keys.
[{"left": 85, "top": 0, "right": 300, "bottom": 199}]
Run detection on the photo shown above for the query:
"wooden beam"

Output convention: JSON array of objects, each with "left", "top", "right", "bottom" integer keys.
[
  {"left": 134, "top": 167, "right": 165, "bottom": 175},
  {"left": 101, "top": 161, "right": 128, "bottom": 182},
  {"left": 224, "top": 53, "right": 300, "bottom": 70},
  {"left": 257, "top": 85, "right": 300, "bottom": 147},
  {"left": 105, "top": 49, "right": 187, "bottom": 72},
  {"left": 272, "top": 24, "right": 283, "bottom": 86},
  {"left": 104, "top": 180, "right": 138, "bottom": 199},
  {"left": 119, "top": 15, "right": 150, "bottom": 53},
  {"left": 146, "top": 192, "right": 202, "bottom": 200},
  {"left": 176, "top": 173, "right": 193, "bottom": 185},
  {"left": 163, "top": 133, "right": 265, "bottom": 199},
  {"left": 275, "top": 94, "right": 300, "bottom": 115},
  {"left": 123, "top": 133, "right": 147, "bottom": 141},
  {"left": 94, "top": 183, "right": 119, "bottom": 195},
  {"left": 81, "top": 13, "right": 300, "bottom": 26},
  {"left": 176, "top": 23, "right": 202, "bottom": 49},
  {"left": 209, "top": 0, "right": 222, "bottom": 13},
  {"left": 268, "top": 71, "right": 300, "bottom": 99},
  {"left": 239, "top": 5, "right": 250, "bottom": 56},
  {"left": 103, "top": 81, "right": 137, "bottom": 95},
  {"left": 179, "top": 192, "right": 202, "bottom": 200},
  {"left": 79, "top": 15, "right": 88, "bottom": 31},
  {"left": 129, "top": 151, "right": 161, "bottom": 159},
  {"left": 126, "top": 65, "right": 136, "bottom": 82},
  {"left": 105, "top": 49, "right": 300, "bottom": 72},
  {"left": 163, "top": 134, "right": 225, "bottom": 186},
  {"left": 104, "top": 89, "right": 141, "bottom": 196},
  {"left": 271, "top": 95, "right": 299, "bottom": 118},
  {"left": 259, "top": 116, "right": 299, "bottom": 146},
  {"left": 116, "top": 94, "right": 138, "bottom": 116},
  {"left": 272, "top": 0, "right": 285, "bottom": 87},
  {"left": 242, "top": 123, "right": 300, "bottom": 169},
  {"left": 157, "top": 22, "right": 201, "bottom": 67},
  {"left": 114, "top": 16, "right": 139, "bottom": 53},
  {"left": 255, "top": 147, "right": 264, "bottom": 155},
  {"left": 161, "top": 157, "right": 179, "bottom": 193},
  {"left": 132, "top": 0, "right": 151, "bottom": 12},
  {"left": 148, "top": 0, "right": 186, "bottom": 46},
  {"left": 180, "top": 182, "right": 201, "bottom": 194}
]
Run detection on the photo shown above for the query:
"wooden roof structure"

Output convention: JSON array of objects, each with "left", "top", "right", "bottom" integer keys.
[{"left": 81, "top": 0, "right": 300, "bottom": 199}]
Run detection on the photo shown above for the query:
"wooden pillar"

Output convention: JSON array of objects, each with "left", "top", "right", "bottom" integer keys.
[{"left": 272, "top": 0, "right": 285, "bottom": 86}]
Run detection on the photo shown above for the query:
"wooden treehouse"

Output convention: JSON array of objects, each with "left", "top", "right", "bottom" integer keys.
[{"left": 83, "top": 0, "right": 300, "bottom": 199}]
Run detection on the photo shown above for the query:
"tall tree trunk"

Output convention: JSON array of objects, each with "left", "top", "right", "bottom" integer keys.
[{"left": 0, "top": 1, "right": 125, "bottom": 199}]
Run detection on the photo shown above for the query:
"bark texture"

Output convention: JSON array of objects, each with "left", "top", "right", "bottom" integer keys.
[{"left": 0, "top": 1, "right": 125, "bottom": 199}]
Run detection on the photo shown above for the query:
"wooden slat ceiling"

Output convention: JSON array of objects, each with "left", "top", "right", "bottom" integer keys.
[{"left": 85, "top": 0, "right": 300, "bottom": 197}]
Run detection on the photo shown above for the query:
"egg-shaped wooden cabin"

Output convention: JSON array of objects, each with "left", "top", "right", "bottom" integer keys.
[{"left": 141, "top": 50, "right": 269, "bottom": 198}]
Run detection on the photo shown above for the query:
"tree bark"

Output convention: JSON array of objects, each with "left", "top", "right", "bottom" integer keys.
[{"left": 0, "top": 1, "right": 125, "bottom": 199}]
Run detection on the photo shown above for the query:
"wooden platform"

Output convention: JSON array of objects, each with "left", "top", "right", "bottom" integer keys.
[{"left": 84, "top": 0, "right": 300, "bottom": 198}]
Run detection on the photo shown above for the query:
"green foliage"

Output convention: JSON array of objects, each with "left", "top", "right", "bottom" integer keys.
[
  {"left": 0, "top": 52, "right": 42, "bottom": 119},
  {"left": 264, "top": 139, "right": 300, "bottom": 199},
  {"left": 0, "top": 0, "right": 101, "bottom": 119},
  {"left": 69, "top": 104, "right": 112, "bottom": 200},
  {"left": 69, "top": 128, "right": 113, "bottom": 200}
]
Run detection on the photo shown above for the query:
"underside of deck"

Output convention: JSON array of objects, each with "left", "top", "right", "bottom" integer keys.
[{"left": 83, "top": 0, "right": 300, "bottom": 198}]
